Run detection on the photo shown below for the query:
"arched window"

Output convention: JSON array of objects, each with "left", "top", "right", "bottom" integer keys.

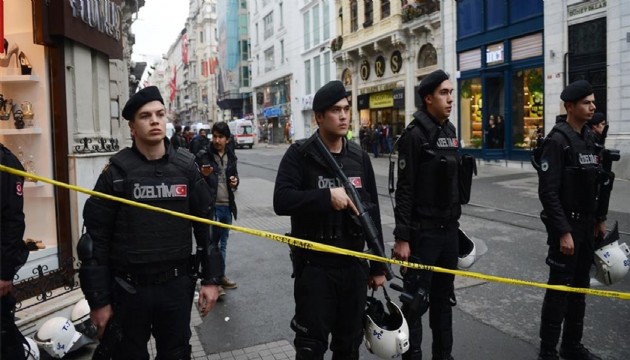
[{"left": 417, "top": 44, "right": 437, "bottom": 69}]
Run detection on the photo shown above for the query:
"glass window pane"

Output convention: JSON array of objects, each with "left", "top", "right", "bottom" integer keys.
[
  {"left": 314, "top": 55, "right": 321, "bottom": 90},
  {"left": 323, "top": 0, "right": 330, "bottom": 39},
  {"left": 459, "top": 78, "right": 482, "bottom": 148},
  {"left": 304, "top": 12, "right": 311, "bottom": 49},
  {"left": 512, "top": 68, "right": 544, "bottom": 149},
  {"left": 305, "top": 60, "right": 311, "bottom": 94},
  {"left": 324, "top": 52, "right": 331, "bottom": 83},
  {"left": 485, "top": 76, "right": 505, "bottom": 149},
  {"left": 457, "top": 0, "right": 483, "bottom": 38},
  {"left": 486, "top": 0, "right": 506, "bottom": 29},
  {"left": 313, "top": 4, "right": 320, "bottom": 45},
  {"left": 510, "top": 0, "right": 543, "bottom": 22}
]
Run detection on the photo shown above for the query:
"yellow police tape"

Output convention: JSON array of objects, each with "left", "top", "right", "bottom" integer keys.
[{"left": 2, "top": 163, "right": 629, "bottom": 300}]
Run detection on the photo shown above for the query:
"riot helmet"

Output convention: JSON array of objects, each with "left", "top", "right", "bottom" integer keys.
[
  {"left": 594, "top": 240, "right": 630, "bottom": 286},
  {"left": 24, "top": 337, "right": 40, "bottom": 360},
  {"left": 364, "top": 288, "right": 410, "bottom": 359},
  {"left": 71, "top": 298, "right": 98, "bottom": 339},
  {"left": 34, "top": 316, "right": 81, "bottom": 358},
  {"left": 458, "top": 229, "right": 477, "bottom": 269}
]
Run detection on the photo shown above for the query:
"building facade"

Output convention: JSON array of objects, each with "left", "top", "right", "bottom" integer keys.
[
  {"left": 249, "top": 0, "right": 302, "bottom": 143},
  {"left": 333, "top": 0, "right": 443, "bottom": 141}
]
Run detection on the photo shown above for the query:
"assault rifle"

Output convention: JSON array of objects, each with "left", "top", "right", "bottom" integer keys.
[{"left": 314, "top": 135, "right": 393, "bottom": 280}]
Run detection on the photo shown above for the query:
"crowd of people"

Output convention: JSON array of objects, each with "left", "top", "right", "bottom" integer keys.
[{"left": 359, "top": 122, "right": 395, "bottom": 158}]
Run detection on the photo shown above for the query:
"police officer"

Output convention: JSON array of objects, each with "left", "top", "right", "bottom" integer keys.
[
  {"left": 273, "top": 80, "right": 387, "bottom": 360},
  {"left": 392, "top": 70, "right": 472, "bottom": 360},
  {"left": 1, "top": 143, "right": 29, "bottom": 360},
  {"left": 586, "top": 112, "right": 606, "bottom": 146},
  {"left": 536, "top": 80, "right": 605, "bottom": 360},
  {"left": 80, "top": 86, "right": 223, "bottom": 359}
]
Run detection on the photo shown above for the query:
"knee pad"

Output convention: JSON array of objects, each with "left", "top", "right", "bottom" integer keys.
[
  {"left": 155, "top": 344, "right": 191, "bottom": 360},
  {"left": 295, "top": 337, "right": 325, "bottom": 360}
]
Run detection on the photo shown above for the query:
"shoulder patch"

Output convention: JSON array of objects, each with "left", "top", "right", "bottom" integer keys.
[
  {"left": 16, "top": 181, "right": 23, "bottom": 196},
  {"left": 541, "top": 159, "right": 549, "bottom": 172},
  {"left": 399, "top": 158, "right": 407, "bottom": 170}
]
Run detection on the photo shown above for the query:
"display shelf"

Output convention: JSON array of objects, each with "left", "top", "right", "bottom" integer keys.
[
  {"left": 0, "top": 74, "right": 40, "bottom": 83},
  {"left": 0, "top": 127, "right": 43, "bottom": 135}
]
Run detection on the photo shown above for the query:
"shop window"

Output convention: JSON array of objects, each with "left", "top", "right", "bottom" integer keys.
[
  {"left": 511, "top": 68, "right": 543, "bottom": 150},
  {"left": 457, "top": 0, "right": 483, "bottom": 38},
  {"left": 510, "top": 0, "right": 543, "bottom": 22},
  {"left": 417, "top": 44, "right": 437, "bottom": 69},
  {"left": 459, "top": 78, "right": 483, "bottom": 148}
]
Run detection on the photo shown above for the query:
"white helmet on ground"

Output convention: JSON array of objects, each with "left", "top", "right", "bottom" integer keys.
[
  {"left": 71, "top": 298, "right": 97, "bottom": 339},
  {"left": 593, "top": 240, "right": 630, "bottom": 286},
  {"left": 364, "top": 289, "right": 410, "bottom": 359},
  {"left": 458, "top": 229, "right": 477, "bottom": 269},
  {"left": 24, "top": 337, "right": 40, "bottom": 360},
  {"left": 34, "top": 316, "right": 81, "bottom": 358}
]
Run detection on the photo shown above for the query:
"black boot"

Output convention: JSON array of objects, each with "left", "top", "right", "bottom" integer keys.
[
  {"left": 538, "top": 348, "right": 559, "bottom": 360},
  {"left": 401, "top": 324, "right": 422, "bottom": 360},
  {"left": 559, "top": 344, "right": 602, "bottom": 360}
]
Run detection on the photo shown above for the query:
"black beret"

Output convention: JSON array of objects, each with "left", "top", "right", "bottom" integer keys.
[
  {"left": 417, "top": 70, "right": 449, "bottom": 98},
  {"left": 313, "top": 80, "right": 348, "bottom": 113},
  {"left": 560, "top": 80, "right": 593, "bottom": 102},
  {"left": 122, "top": 86, "right": 164, "bottom": 120},
  {"left": 587, "top": 112, "right": 606, "bottom": 127}
]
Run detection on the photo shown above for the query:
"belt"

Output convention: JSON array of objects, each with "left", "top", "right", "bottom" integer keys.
[{"left": 116, "top": 264, "right": 189, "bottom": 286}]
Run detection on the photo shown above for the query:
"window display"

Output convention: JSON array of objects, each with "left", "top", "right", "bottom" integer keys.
[
  {"left": 459, "top": 77, "right": 482, "bottom": 148},
  {"left": 511, "top": 68, "right": 543, "bottom": 149}
]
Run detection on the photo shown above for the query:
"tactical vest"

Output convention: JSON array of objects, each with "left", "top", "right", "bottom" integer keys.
[
  {"left": 408, "top": 115, "right": 461, "bottom": 219},
  {"left": 551, "top": 122, "right": 601, "bottom": 215},
  {"left": 291, "top": 138, "right": 372, "bottom": 253},
  {"left": 108, "top": 147, "right": 197, "bottom": 271}
]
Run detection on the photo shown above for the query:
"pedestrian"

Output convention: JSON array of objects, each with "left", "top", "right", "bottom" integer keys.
[
  {"left": 495, "top": 114, "right": 505, "bottom": 148},
  {"left": 273, "top": 80, "right": 387, "bottom": 359},
  {"left": 183, "top": 125, "right": 193, "bottom": 148},
  {"left": 196, "top": 121, "right": 240, "bottom": 295},
  {"left": 392, "top": 69, "right": 473, "bottom": 360},
  {"left": 586, "top": 112, "right": 607, "bottom": 146},
  {"left": 536, "top": 80, "right": 607, "bottom": 360},
  {"left": 170, "top": 124, "right": 187, "bottom": 150},
  {"left": 79, "top": 86, "right": 223, "bottom": 359},
  {"left": 190, "top": 128, "right": 210, "bottom": 156},
  {"left": 1, "top": 142, "right": 30, "bottom": 360},
  {"left": 371, "top": 124, "right": 380, "bottom": 158},
  {"left": 385, "top": 122, "right": 394, "bottom": 154},
  {"left": 359, "top": 124, "right": 368, "bottom": 152}
]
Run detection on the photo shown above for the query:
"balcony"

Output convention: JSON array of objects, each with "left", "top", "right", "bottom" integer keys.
[{"left": 402, "top": 0, "right": 440, "bottom": 23}]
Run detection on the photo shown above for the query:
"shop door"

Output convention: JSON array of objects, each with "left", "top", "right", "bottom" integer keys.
[{"left": 482, "top": 73, "right": 506, "bottom": 159}]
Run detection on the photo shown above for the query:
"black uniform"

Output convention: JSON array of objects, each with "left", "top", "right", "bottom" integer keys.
[
  {"left": 394, "top": 110, "right": 463, "bottom": 360},
  {"left": 81, "top": 140, "right": 222, "bottom": 359},
  {"left": 1, "top": 143, "right": 29, "bottom": 360},
  {"left": 537, "top": 119, "right": 604, "bottom": 358},
  {"left": 274, "top": 132, "right": 387, "bottom": 360}
]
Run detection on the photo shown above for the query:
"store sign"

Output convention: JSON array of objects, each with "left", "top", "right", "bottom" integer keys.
[
  {"left": 369, "top": 91, "right": 393, "bottom": 109},
  {"left": 69, "top": 0, "right": 122, "bottom": 41},
  {"left": 360, "top": 60, "right": 370, "bottom": 80},
  {"left": 486, "top": 43, "right": 504, "bottom": 65},
  {"left": 375, "top": 56, "right": 386, "bottom": 78},
  {"left": 393, "top": 88, "right": 404, "bottom": 109},
  {"left": 568, "top": 0, "right": 606, "bottom": 17},
  {"left": 33, "top": 0, "right": 123, "bottom": 58},
  {"left": 391, "top": 51, "right": 403, "bottom": 74},
  {"left": 301, "top": 95, "right": 314, "bottom": 111},
  {"left": 264, "top": 106, "right": 282, "bottom": 118}
]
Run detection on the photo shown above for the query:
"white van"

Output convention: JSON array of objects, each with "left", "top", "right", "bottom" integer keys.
[{"left": 228, "top": 119, "right": 255, "bottom": 149}]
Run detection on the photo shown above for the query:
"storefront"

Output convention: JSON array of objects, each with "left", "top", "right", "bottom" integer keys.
[
  {"left": 357, "top": 88, "right": 405, "bottom": 137},
  {"left": 255, "top": 76, "right": 292, "bottom": 144},
  {"left": 456, "top": 0, "right": 544, "bottom": 160},
  {"left": 1, "top": 0, "right": 129, "bottom": 309}
]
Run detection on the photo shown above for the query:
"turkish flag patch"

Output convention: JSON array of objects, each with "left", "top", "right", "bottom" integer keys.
[
  {"left": 16, "top": 182, "right": 23, "bottom": 196},
  {"left": 348, "top": 177, "right": 363, "bottom": 188},
  {"left": 174, "top": 184, "right": 187, "bottom": 197}
]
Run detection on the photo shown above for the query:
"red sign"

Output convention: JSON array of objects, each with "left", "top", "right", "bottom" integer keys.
[{"left": 182, "top": 33, "right": 188, "bottom": 66}]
